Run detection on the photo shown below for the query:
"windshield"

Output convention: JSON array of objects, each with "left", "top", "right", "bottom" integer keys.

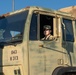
[{"left": 0, "top": 10, "right": 28, "bottom": 44}]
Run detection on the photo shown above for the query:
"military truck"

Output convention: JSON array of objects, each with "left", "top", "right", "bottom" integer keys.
[
  {"left": 0, "top": 6, "right": 76, "bottom": 75},
  {"left": 59, "top": 6, "right": 76, "bottom": 19}
]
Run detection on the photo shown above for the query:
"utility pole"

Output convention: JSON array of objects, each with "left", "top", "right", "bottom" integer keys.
[
  {"left": 12, "top": 0, "right": 15, "bottom": 37},
  {"left": 12, "top": 0, "right": 15, "bottom": 11}
]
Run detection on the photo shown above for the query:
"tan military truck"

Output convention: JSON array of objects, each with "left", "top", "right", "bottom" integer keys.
[
  {"left": 0, "top": 6, "right": 76, "bottom": 75},
  {"left": 59, "top": 6, "right": 76, "bottom": 18}
]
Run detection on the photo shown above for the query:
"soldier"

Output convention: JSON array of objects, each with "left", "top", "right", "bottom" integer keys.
[{"left": 41, "top": 25, "right": 54, "bottom": 41}]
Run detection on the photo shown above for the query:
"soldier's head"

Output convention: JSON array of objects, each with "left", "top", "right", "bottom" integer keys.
[{"left": 43, "top": 25, "right": 52, "bottom": 36}]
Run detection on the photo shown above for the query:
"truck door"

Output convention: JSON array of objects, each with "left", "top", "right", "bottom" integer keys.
[
  {"left": 61, "top": 18, "right": 74, "bottom": 66},
  {"left": 29, "top": 11, "right": 64, "bottom": 75}
]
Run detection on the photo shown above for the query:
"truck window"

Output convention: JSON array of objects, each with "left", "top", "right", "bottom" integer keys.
[
  {"left": 29, "top": 13, "right": 37, "bottom": 40},
  {"left": 62, "top": 18, "right": 74, "bottom": 42},
  {"left": 40, "top": 14, "right": 55, "bottom": 39},
  {"left": 0, "top": 11, "right": 28, "bottom": 43},
  {"left": 29, "top": 12, "right": 56, "bottom": 41}
]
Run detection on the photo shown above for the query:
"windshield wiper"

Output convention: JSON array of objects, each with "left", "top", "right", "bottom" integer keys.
[
  {"left": 0, "top": 41, "right": 14, "bottom": 46},
  {"left": 0, "top": 35, "right": 23, "bottom": 46},
  {"left": 5, "top": 38, "right": 22, "bottom": 45}
]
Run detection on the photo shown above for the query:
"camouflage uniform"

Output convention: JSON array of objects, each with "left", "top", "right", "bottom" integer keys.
[{"left": 41, "top": 35, "right": 54, "bottom": 41}]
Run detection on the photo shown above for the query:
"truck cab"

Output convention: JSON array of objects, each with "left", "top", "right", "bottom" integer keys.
[{"left": 0, "top": 6, "right": 76, "bottom": 75}]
